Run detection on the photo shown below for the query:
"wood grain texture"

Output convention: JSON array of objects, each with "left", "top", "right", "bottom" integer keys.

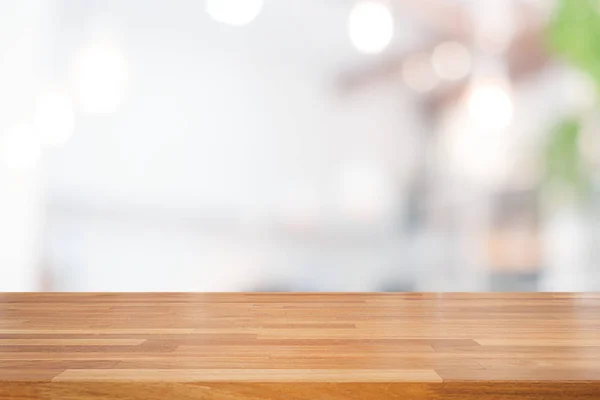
[{"left": 0, "top": 293, "right": 598, "bottom": 399}]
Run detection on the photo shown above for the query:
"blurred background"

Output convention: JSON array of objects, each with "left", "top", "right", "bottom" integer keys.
[{"left": 1, "top": 0, "right": 599, "bottom": 292}]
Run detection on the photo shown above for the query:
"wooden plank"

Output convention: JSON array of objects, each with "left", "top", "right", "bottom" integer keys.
[
  {"left": 0, "top": 339, "right": 145, "bottom": 346},
  {"left": 0, "top": 293, "right": 599, "bottom": 399},
  {"left": 476, "top": 338, "right": 600, "bottom": 346},
  {"left": 53, "top": 368, "right": 442, "bottom": 382},
  {"left": 2, "top": 382, "right": 600, "bottom": 400}
]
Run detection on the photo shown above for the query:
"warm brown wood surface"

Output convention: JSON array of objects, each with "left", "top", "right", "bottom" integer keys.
[{"left": 0, "top": 293, "right": 599, "bottom": 399}]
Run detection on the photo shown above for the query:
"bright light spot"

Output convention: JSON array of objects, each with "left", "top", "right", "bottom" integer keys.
[
  {"left": 467, "top": 82, "right": 513, "bottom": 130},
  {"left": 439, "top": 107, "right": 516, "bottom": 187},
  {"left": 72, "top": 39, "right": 129, "bottom": 114},
  {"left": 2, "top": 123, "right": 41, "bottom": 171},
  {"left": 432, "top": 42, "right": 471, "bottom": 81},
  {"left": 348, "top": 1, "right": 394, "bottom": 55},
  {"left": 402, "top": 53, "right": 439, "bottom": 93},
  {"left": 33, "top": 87, "right": 76, "bottom": 148},
  {"left": 205, "top": 0, "right": 263, "bottom": 26}
]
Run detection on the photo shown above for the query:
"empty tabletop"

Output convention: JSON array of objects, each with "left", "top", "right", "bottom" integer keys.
[{"left": 0, "top": 293, "right": 599, "bottom": 399}]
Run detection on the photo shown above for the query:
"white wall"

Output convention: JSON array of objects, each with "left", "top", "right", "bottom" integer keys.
[
  {"left": 38, "top": 0, "right": 421, "bottom": 291},
  {"left": 0, "top": 0, "right": 48, "bottom": 291},
  {"left": 44, "top": 65, "right": 419, "bottom": 290}
]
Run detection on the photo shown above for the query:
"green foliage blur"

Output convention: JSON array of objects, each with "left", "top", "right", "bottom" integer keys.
[
  {"left": 548, "top": 0, "right": 600, "bottom": 89},
  {"left": 542, "top": 119, "right": 591, "bottom": 198},
  {"left": 544, "top": 0, "right": 599, "bottom": 201}
]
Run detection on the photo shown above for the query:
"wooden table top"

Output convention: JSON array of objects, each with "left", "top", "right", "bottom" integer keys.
[{"left": 1, "top": 293, "right": 599, "bottom": 399}]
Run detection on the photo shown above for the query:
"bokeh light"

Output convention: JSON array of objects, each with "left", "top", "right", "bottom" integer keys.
[
  {"left": 467, "top": 81, "right": 513, "bottom": 130},
  {"left": 71, "top": 39, "right": 129, "bottom": 114},
  {"left": 432, "top": 42, "right": 472, "bottom": 81},
  {"left": 348, "top": 1, "right": 394, "bottom": 55},
  {"left": 205, "top": 0, "right": 263, "bottom": 26}
]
